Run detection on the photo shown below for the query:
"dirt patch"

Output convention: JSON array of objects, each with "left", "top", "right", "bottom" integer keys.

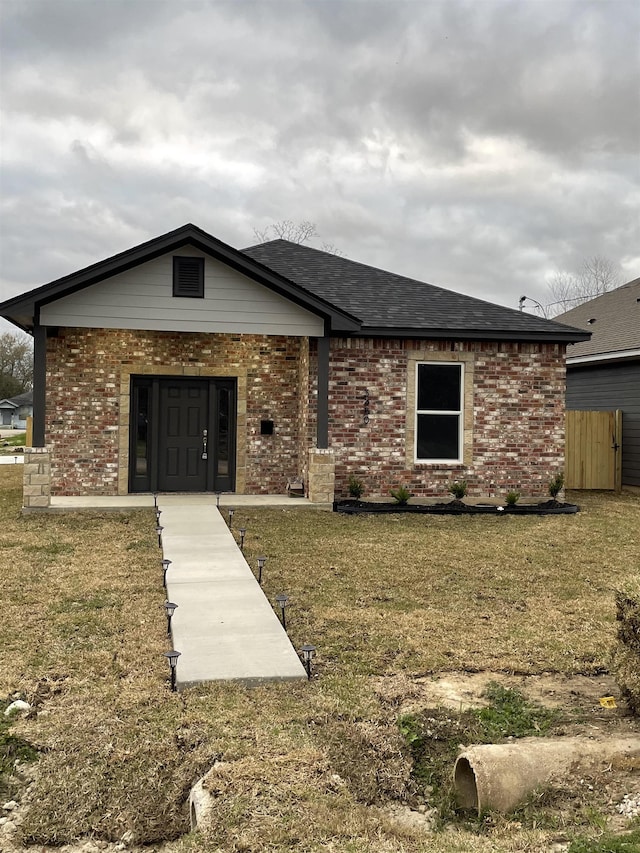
[{"left": 376, "top": 670, "right": 640, "bottom": 836}]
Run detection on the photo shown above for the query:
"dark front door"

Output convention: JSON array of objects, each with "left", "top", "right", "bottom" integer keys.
[
  {"left": 129, "top": 376, "right": 236, "bottom": 493},
  {"left": 158, "top": 379, "right": 208, "bottom": 491}
]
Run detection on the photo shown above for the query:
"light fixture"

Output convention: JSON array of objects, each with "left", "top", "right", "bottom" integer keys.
[
  {"left": 164, "top": 600, "right": 178, "bottom": 635},
  {"left": 161, "top": 558, "right": 172, "bottom": 586},
  {"left": 215, "top": 492, "right": 221, "bottom": 508},
  {"left": 239, "top": 527, "right": 246, "bottom": 551},
  {"left": 257, "top": 556, "right": 267, "bottom": 585},
  {"left": 153, "top": 492, "right": 158, "bottom": 509},
  {"left": 228, "top": 508, "right": 235, "bottom": 527},
  {"left": 155, "top": 508, "right": 162, "bottom": 524},
  {"left": 275, "top": 594, "right": 289, "bottom": 631},
  {"left": 163, "top": 649, "right": 181, "bottom": 691},
  {"left": 300, "top": 644, "right": 316, "bottom": 680},
  {"left": 156, "top": 524, "right": 164, "bottom": 548}
]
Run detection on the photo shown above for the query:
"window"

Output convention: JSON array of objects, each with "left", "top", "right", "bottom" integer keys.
[
  {"left": 416, "top": 362, "right": 463, "bottom": 461},
  {"left": 173, "top": 256, "right": 204, "bottom": 297}
]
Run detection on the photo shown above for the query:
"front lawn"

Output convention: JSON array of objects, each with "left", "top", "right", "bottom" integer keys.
[{"left": 1, "top": 465, "right": 639, "bottom": 852}]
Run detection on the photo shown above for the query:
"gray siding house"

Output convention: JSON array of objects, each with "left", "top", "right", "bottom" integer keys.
[
  {"left": 557, "top": 278, "right": 640, "bottom": 488},
  {"left": 0, "top": 390, "right": 33, "bottom": 429}
]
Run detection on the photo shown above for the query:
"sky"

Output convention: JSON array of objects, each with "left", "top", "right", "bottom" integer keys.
[{"left": 1, "top": 0, "right": 639, "bottom": 334}]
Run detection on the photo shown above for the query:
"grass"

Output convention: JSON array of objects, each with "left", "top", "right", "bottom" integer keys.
[
  {"left": 568, "top": 828, "right": 640, "bottom": 852},
  {"left": 1, "top": 464, "right": 639, "bottom": 851},
  {"left": 0, "top": 431, "right": 26, "bottom": 451}
]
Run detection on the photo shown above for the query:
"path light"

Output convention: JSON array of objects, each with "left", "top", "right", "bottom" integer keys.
[
  {"left": 162, "top": 558, "right": 172, "bottom": 586},
  {"left": 228, "top": 508, "right": 235, "bottom": 527},
  {"left": 153, "top": 492, "right": 158, "bottom": 509},
  {"left": 155, "top": 508, "right": 162, "bottom": 524},
  {"left": 257, "top": 556, "right": 267, "bottom": 585},
  {"left": 215, "top": 492, "right": 221, "bottom": 508},
  {"left": 164, "top": 601, "right": 178, "bottom": 635},
  {"left": 156, "top": 524, "right": 164, "bottom": 548},
  {"left": 239, "top": 527, "right": 246, "bottom": 551},
  {"left": 275, "top": 594, "right": 289, "bottom": 631},
  {"left": 163, "top": 650, "right": 181, "bottom": 692},
  {"left": 300, "top": 644, "right": 316, "bottom": 680}
]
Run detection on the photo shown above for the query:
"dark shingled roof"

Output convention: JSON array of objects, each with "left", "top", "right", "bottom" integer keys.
[
  {"left": 0, "top": 223, "right": 589, "bottom": 343},
  {"left": 555, "top": 277, "right": 640, "bottom": 359},
  {"left": 243, "top": 239, "right": 589, "bottom": 342}
]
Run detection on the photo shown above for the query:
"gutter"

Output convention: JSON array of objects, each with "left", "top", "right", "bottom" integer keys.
[{"left": 566, "top": 347, "right": 640, "bottom": 366}]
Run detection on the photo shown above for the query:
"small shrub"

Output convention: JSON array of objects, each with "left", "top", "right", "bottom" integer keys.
[
  {"left": 505, "top": 490, "right": 520, "bottom": 506},
  {"left": 548, "top": 472, "right": 564, "bottom": 499},
  {"left": 347, "top": 474, "right": 364, "bottom": 499},
  {"left": 390, "top": 486, "right": 411, "bottom": 505},
  {"left": 448, "top": 480, "right": 467, "bottom": 500}
]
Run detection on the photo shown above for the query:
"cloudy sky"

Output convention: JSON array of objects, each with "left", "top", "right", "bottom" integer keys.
[{"left": 1, "top": 0, "right": 638, "bottom": 330}]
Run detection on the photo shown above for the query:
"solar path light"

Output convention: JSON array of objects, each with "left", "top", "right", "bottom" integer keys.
[
  {"left": 275, "top": 594, "right": 289, "bottom": 631},
  {"left": 239, "top": 527, "right": 246, "bottom": 551},
  {"left": 161, "top": 558, "right": 172, "bottom": 587},
  {"left": 257, "top": 556, "right": 267, "bottom": 585},
  {"left": 163, "top": 649, "right": 181, "bottom": 692},
  {"left": 164, "top": 600, "right": 178, "bottom": 635},
  {"left": 300, "top": 644, "right": 316, "bottom": 680}
]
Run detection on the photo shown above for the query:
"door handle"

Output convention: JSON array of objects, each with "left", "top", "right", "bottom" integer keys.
[{"left": 202, "top": 429, "right": 208, "bottom": 460}]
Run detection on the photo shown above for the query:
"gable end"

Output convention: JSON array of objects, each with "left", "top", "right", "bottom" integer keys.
[{"left": 173, "top": 256, "right": 204, "bottom": 298}]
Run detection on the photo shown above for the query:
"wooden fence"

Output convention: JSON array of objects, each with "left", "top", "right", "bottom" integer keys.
[{"left": 565, "top": 409, "right": 622, "bottom": 491}]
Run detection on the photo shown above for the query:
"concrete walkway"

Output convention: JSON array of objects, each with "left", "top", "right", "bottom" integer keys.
[{"left": 158, "top": 495, "right": 307, "bottom": 688}]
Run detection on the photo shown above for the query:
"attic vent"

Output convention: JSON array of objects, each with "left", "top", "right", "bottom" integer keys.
[{"left": 173, "top": 256, "right": 204, "bottom": 298}]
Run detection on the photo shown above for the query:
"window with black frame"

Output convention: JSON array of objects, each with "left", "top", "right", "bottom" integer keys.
[{"left": 415, "top": 362, "right": 463, "bottom": 461}]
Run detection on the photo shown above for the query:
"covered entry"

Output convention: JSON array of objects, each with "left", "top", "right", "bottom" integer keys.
[{"left": 129, "top": 376, "right": 236, "bottom": 492}]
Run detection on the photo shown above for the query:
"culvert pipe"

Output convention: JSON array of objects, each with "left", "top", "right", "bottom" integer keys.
[{"left": 454, "top": 735, "right": 640, "bottom": 814}]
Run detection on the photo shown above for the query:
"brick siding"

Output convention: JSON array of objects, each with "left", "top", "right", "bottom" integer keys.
[
  {"left": 322, "top": 338, "right": 567, "bottom": 499},
  {"left": 45, "top": 329, "right": 566, "bottom": 500},
  {"left": 46, "top": 328, "right": 306, "bottom": 495}
]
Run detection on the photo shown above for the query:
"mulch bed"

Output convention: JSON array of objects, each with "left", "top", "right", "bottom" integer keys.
[{"left": 334, "top": 499, "right": 579, "bottom": 515}]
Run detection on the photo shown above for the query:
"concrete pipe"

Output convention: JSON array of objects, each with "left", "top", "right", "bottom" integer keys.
[{"left": 454, "top": 735, "right": 640, "bottom": 814}]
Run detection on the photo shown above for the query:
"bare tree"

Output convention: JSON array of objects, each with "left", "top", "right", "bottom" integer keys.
[
  {"left": 253, "top": 220, "right": 345, "bottom": 256},
  {"left": 0, "top": 330, "right": 33, "bottom": 399},
  {"left": 253, "top": 220, "right": 318, "bottom": 245},
  {"left": 545, "top": 256, "right": 622, "bottom": 316}
]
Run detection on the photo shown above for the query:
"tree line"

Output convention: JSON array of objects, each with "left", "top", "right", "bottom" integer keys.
[{"left": 0, "top": 330, "right": 33, "bottom": 400}]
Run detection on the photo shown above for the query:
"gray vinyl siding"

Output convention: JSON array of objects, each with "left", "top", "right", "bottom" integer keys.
[
  {"left": 566, "top": 359, "right": 640, "bottom": 487},
  {"left": 39, "top": 247, "right": 324, "bottom": 337}
]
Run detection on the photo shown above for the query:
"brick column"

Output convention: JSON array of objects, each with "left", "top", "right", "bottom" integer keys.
[
  {"left": 23, "top": 447, "right": 51, "bottom": 509},
  {"left": 307, "top": 448, "right": 335, "bottom": 504}
]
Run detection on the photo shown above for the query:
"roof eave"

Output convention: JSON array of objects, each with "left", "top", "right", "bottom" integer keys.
[
  {"left": 567, "top": 347, "right": 640, "bottom": 366},
  {"left": 348, "top": 326, "right": 592, "bottom": 343}
]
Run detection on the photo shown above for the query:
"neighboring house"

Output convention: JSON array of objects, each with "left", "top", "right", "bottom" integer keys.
[
  {"left": 0, "top": 224, "right": 588, "bottom": 505},
  {"left": 556, "top": 278, "right": 640, "bottom": 488},
  {"left": 0, "top": 390, "right": 33, "bottom": 429}
]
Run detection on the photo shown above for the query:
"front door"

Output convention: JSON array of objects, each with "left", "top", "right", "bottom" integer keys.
[
  {"left": 158, "top": 379, "right": 208, "bottom": 491},
  {"left": 129, "top": 376, "right": 236, "bottom": 493}
]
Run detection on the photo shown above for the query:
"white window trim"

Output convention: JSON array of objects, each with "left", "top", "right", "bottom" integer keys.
[{"left": 414, "top": 361, "right": 464, "bottom": 464}]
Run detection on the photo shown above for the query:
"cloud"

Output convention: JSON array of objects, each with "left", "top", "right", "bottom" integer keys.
[{"left": 1, "top": 0, "right": 638, "bottom": 318}]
